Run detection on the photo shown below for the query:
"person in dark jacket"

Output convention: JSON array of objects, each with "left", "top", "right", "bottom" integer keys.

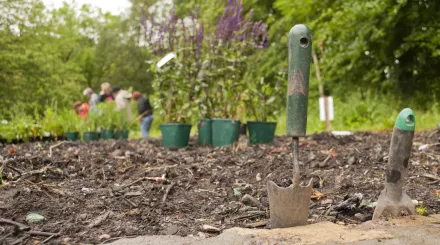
[
  {"left": 99, "top": 82, "right": 114, "bottom": 102},
  {"left": 132, "top": 91, "right": 154, "bottom": 138}
]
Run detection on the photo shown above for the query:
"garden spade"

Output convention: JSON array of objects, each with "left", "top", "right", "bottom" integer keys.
[
  {"left": 373, "top": 108, "right": 416, "bottom": 220},
  {"left": 267, "top": 24, "right": 313, "bottom": 228}
]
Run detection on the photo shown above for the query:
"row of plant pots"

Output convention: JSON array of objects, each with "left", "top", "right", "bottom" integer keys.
[
  {"left": 159, "top": 119, "right": 276, "bottom": 149},
  {"left": 65, "top": 129, "right": 129, "bottom": 141}
]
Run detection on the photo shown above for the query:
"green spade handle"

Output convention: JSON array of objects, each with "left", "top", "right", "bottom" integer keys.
[{"left": 286, "top": 24, "right": 312, "bottom": 137}]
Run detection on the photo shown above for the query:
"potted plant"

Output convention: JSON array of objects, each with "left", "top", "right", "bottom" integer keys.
[
  {"left": 58, "top": 109, "right": 81, "bottom": 141},
  {"left": 39, "top": 108, "right": 65, "bottom": 141},
  {"left": 113, "top": 110, "right": 130, "bottom": 139},
  {"left": 203, "top": 1, "right": 269, "bottom": 147},
  {"left": 142, "top": 10, "right": 203, "bottom": 148},
  {"left": 80, "top": 110, "right": 100, "bottom": 142},
  {"left": 96, "top": 103, "right": 118, "bottom": 140},
  {"left": 152, "top": 60, "right": 193, "bottom": 148},
  {"left": 246, "top": 76, "right": 279, "bottom": 144}
]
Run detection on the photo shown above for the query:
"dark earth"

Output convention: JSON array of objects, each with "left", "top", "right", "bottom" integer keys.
[{"left": 1, "top": 130, "right": 440, "bottom": 244}]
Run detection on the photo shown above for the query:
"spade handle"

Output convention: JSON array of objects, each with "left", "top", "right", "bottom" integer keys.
[{"left": 286, "top": 24, "right": 312, "bottom": 137}]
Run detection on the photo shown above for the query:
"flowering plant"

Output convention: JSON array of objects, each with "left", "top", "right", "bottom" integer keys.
[{"left": 140, "top": 0, "right": 269, "bottom": 122}]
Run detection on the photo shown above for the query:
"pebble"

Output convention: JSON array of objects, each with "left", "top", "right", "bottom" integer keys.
[
  {"left": 321, "top": 199, "right": 334, "bottom": 205},
  {"left": 256, "top": 173, "right": 262, "bottom": 182},
  {"left": 164, "top": 225, "right": 179, "bottom": 235},
  {"left": 99, "top": 234, "right": 111, "bottom": 240},
  {"left": 348, "top": 156, "right": 356, "bottom": 165}
]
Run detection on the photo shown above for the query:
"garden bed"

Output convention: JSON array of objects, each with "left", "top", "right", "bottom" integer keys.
[{"left": 1, "top": 130, "right": 440, "bottom": 244}]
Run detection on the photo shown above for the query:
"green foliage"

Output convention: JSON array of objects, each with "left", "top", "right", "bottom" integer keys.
[
  {"left": 58, "top": 108, "right": 82, "bottom": 133},
  {"left": 0, "top": 0, "right": 153, "bottom": 117},
  {"left": 96, "top": 103, "right": 118, "bottom": 130},
  {"left": 38, "top": 108, "right": 64, "bottom": 138},
  {"left": 0, "top": 109, "right": 38, "bottom": 142}
]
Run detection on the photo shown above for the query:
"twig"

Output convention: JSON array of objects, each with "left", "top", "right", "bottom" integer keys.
[
  {"left": 27, "top": 231, "right": 59, "bottom": 237},
  {"left": 121, "top": 176, "right": 166, "bottom": 189},
  {"left": 49, "top": 141, "right": 67, "bottom": 158},
  {"left": 421, "top": 173, "right": 440, "bottom": 181},
  {"left": 102, "top": 168, "right": 106, "bottom": 182},
  {"left": 0, "top": 218, "right": 30, "bottom": 231},
  {"left": 428, "top": 129, "right": 438, "bottom": 138},
  {"left": 101, "top": 236, "right": 137, "bottom": 244},
  {"left": 0, "top": 231, "right": 14, "bottom": 243},
  {"left": 11, "top": 234, "right": 30, "bottom": 245},
  {"left": 162, "top": 182, "right": 176, "bottom": 203},
  {"left": 41, "top": 234, "right": 56, "bottom": 244},
  {"left": 123, "top": 197, "right": 138, "bottom": 208},
  {"left": 232, "top": 211, "right": 266, "bottom": 221},
  {"left": 185, "top": 168, "right": 194, "bottom": 176}
]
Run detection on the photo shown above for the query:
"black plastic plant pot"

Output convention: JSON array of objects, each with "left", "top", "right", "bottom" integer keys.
[
  {"left": 160, "top": 123, "right": 192, "bottom": 149},
  {"left": 114, "top": 130, "right": 129, "bottom": 139},
  {"left": 247, "top": 121, "right": 277, "bottom": 144},
  {"left": 83, "top": 132, "right": 99, "bottom": 142},
  {"left": 65, "top": 132, "right": 79, "bottom": 141},
  {"left": 101, "top": 129, "right": 114, "bottom": 140},
  {"left": 211, "top": 119, "right": 241, "bottom": 147},
  {"left": 197, "top": 119, "right": 212, "bottom": 146}
]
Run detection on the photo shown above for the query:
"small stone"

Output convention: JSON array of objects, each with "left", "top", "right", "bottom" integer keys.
[
  {"left": 330, "top": 211, "right": 339, "bottom": 216},
  {"left": 256, "top": 173, "right": 262, "bottom": 182},
  {"left": 242, "top": 184, "right": 253, "bottom": 194},
  {"left": 25, "top": 153, "right": 32, "bottom": 158},
  {"left": 308, "top": 152, "right": 316, "bottom": 161},
  {"left": 233, "top": 188, "right": 242, "bottom": 196},
  {"left": 199, "top": 224, "right": 221, "bottom": 233},
  {"left": 164, "top": 225, "right": 179, "bottom": 235},
  {"left": 111, "top": 150, "right": 123, "bottom": 157},
  {"left": 78, "top": 213, "right": 88, "bottom": 220},
  {"left": 81, "top": 187, "right": 93, "bottom": 193},
  {"left": 99, "top": 234, "right": 111, "bottom": 240},
  {"left": 348, "top": 156, "right": 356, "bottom": 165},
  {"left": 321, "top": 199, "right": 334, "bottom": 205},
  {"left": 124, "top": 151, "right": 133, "bottom": 157},
  {"left": 412, "top": 200, "right": 418, "bottom": 205},
  {"left": 198, "top": 232, "right": 207, "bottom": 238}
]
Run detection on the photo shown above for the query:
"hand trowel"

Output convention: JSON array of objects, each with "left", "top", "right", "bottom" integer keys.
[{"left": 267, "top": 24, "right": 313, "bottom": 228}]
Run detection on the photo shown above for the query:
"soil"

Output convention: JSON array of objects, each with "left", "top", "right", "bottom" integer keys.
[{"left": 1, "top": 130, "right": 440, "bottom": 244}]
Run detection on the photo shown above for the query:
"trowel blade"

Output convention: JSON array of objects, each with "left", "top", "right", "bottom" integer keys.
[{"left": 267, "top": 180, "right": 312, "bottom": 228}]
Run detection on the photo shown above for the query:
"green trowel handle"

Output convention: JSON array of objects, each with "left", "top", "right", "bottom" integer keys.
[
  {"left": 386, "top": 108, "right": 415, "bottom": 200},
  {"left": 286, "top": 24, "right": 312, "bottom": 137}
]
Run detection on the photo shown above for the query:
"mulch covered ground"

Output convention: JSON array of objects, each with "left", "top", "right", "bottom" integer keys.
[{"left": 1, "top": 130, "right": 440, "bottom": 244}]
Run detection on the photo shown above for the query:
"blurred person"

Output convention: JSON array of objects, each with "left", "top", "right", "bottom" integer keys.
[
  {"left": 112, "top": 87, "right": 133, "bottom": 122},
  {"left": 132, "top": 91, "right": 154, "bottom": 138},
  {"left": 99, "top": 82, "right": 114, "bottom": 102},
  {"left": 83, "top": 88, "right": 100, "bottom": 109},
  {"left": 72, "top": 101, "right": 89, "bottom": 119}
]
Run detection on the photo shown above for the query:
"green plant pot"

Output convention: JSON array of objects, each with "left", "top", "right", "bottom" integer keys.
[
  {"left": 160, "top": 123, "right": 192, "bottom": 149},
  {"left": 211, "top": 118, "right": 241, "bottom": 147},
  {"left": 101, "top": 129, "right": 114, "bottom": 140},
  {"left": 65, "top": 132, "right": 79, "bottom": 141},
  {"left": 114, "top": 130, "right": 129, "bottom": 139},
  {"left": 83, "top": 132, "right": 99, "bottom": 142},
  {"left": 247, "top": 121, "right": 277, "bottom": 144},
  {"left": 197, "top": 119, "right": 212, "bottom": 146}
]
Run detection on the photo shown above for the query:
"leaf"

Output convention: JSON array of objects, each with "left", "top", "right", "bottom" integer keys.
[{"left": 26, "top": 213, "right": 45, "bottom": 223}]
